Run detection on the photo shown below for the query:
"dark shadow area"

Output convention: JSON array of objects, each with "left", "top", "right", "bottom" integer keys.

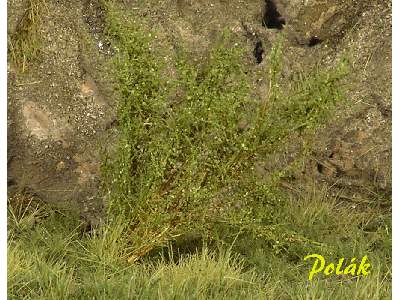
[
  {"left": 253, "top": 40, "right": 264, "bottom": 64},
  {"left": 308, "top": 36, "right": 323, "bottom": 47},
  {"left": 262, "top": 0, "right": 286, "bottom": 30},
  {"left": 142, "top": 233, "right": 205, "bottom": 264},
  {"left": 317, "top": 162, "right": 324, "bottom": 173}
]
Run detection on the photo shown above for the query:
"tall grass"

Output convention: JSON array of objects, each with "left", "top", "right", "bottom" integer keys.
[
  {"left": 7, "top": 188, "right": 391, "bottom": 299},
  {"left": 7, "top": 196, "right": 268, "bottom": 299}
]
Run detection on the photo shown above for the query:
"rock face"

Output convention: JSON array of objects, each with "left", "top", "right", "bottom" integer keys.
[
  {"left": 267, "top": 0, "right": 391, "bottom": 202},
  {"left": 279, "top": 0, "right": 366, "bottom": 43},
  {"left": 8, "top": 0, "right": 115, "bottom": 220},
  {"left": 8, "top": 0, "right": 391, "bottom": 215},
  {"left": 298, "top": 0, "right": 392, "bottom": 203}
]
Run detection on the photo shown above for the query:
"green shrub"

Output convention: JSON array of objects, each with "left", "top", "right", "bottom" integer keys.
[{"left": 101, "top": 4, "right": 349, "bottom": 262}]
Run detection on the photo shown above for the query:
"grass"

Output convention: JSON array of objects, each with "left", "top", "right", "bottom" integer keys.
[
  {"left": 8, "top": 195, "right": 267, "bottom": 299},
  {"left": 7, "top": 188, "right": 391, "bottom": 299},
  {"left": 7, "top": 1, "right": 391, "bottom": 299},
  {"left": 8, "top": 0, "right": 45, "bottom": 72}
]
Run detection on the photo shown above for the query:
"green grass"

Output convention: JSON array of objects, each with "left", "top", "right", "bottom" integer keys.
[
  {"left": 7, "top": 1, "right": 391, "bottom": 299},
  {"left": 7, "top": 196, "right": 267, "bottom": 299},
  {"left": 7, "top": 188, "right": 391, "bottom": 299}
]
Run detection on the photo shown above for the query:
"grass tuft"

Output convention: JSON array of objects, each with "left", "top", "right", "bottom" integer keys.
[{"left": 8, "top": 0, "right": 45, "bottom": 72}]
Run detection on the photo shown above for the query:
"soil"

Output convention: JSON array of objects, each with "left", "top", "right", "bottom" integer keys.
[{"left": 7, "top": 0, "right": 391, "bottom": 221}]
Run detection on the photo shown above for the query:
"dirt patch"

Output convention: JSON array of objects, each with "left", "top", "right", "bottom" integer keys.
[
  {"left": 22, "top": 100, "right": 72, "bottom": 147},
  {"left": 79, "top": 74, "right": 108, "bottom": 106},
  {"left": 82, "top": 0, "right": 113, "bottom": 55}
]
